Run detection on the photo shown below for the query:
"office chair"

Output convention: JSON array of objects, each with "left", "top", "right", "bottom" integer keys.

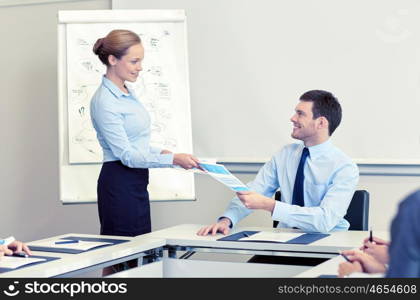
[
  {"left": 273, "top": 190, "right": 370, "bottom": 230},
  {"left": 344, "top": 190, "right": 370, "bottom": 231}
]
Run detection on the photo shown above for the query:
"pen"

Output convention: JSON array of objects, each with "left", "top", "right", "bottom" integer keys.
[
  {"left": 369, "top": 227, "right": 373, "bottom": 243},
  {"left": 340, "top": 253, "right": 351, "bottom": 262},
  {"left": 12, "top": 252, "right": 29, "bottom": 258},
  {"left": 55, "top": 240, "right": 79, "bottom": 245}
]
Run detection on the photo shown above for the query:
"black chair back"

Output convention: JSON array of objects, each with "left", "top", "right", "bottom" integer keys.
[
  {"left": 344, "top": 190, "right": 369, "bottom": 231},
  {"left": 273, "top": 191, "right": 282, "bottom": 228}
]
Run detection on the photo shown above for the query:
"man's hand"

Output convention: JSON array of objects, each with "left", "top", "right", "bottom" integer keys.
[
  {"left": 236, "top": 191, "right": 275, "bottom": 212},
  {"left": 196, "top": 218, "right": 232, "bottom": 236},
  {"left": 340, "top": 250, "right": 386, "bottom": 274},
  {"left": 359, "top": 236, "right": 389, "bottom": 265},
  {"left": 361, "top": 242, "right": 389, "bottom": 265},
  {"left": 338, "top": 260, "right": 363, "bottom": 277},
  {"left": 362, "top": 236, "right": 389, "bottom": 246}
]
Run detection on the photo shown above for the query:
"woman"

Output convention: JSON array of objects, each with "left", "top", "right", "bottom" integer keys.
[{"left": 91, "top": 30, "right": 199, "bottom": 239}]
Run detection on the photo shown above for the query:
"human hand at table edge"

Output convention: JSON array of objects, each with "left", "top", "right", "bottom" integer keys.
[
  {"left": 197, "top": 218, "right": 232, "bottom": 236},
  {"left": 339, "top": 250, "right": 386, "bottom": 275},
  {"left": 360, "top": 241, "right": 389, "bottom": 265},
  {"left": 0, "top": 240, "right": 32, "bottom": 257},
  {"left": 361, "top": 236, "right": 389, "bottom": 246},
  {"left": 338, "top": 260, "right": 363, "bottom": 277}
]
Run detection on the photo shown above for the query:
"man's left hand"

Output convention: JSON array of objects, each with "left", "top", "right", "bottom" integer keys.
[{"left": 236, "top": 191, "right": 275, "bottom": 212}]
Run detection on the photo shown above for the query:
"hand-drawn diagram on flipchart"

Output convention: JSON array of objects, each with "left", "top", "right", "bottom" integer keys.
[{"left": 66, "top": 23, "right": 189, "bottom": 163}]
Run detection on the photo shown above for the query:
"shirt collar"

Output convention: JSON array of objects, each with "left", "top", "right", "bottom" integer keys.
[
  {"left": 306, "top": 139, "right": 333, "bottom": 160},
  {"left": 102, "top": 76, "right": 130, "bottom": 98}
]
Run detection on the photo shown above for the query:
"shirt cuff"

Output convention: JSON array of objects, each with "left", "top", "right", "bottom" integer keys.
[
  {"left": 272, "top": 201, "right": 293, "bottom": 224},
  {"left": 150, "top": 146, "right": 162, "bottom": 154},
  {"left": 218, "top": 215, "right": 235, "bottom": 228},
  {"left": 159, "top": 153, "right": 174, "bottom": 165}
]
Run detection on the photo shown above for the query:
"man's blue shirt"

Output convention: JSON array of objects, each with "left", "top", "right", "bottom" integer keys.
[{"left": 222, "top": 139, "right": 359, "bottom": 233}]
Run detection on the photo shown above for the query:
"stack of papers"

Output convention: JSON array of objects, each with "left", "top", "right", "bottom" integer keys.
[
  {"left": 199, "top": 163, "right": 250, "bottom": 192},
  {"left": 239, "top": 232, "right": 304, "bottom": 243},
  {"left": 30, "top": 240, "right": 113, "bottom": 251},
  {"left": 0, "top": 256, "right": 46, "bottom": 269}
]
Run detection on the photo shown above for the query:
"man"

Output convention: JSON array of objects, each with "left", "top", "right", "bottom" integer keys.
[
  {"left": 338, "top": 237, "right": 389, "bottom": 277},
  {"left": 198, "top": 90, "right": 359, "bottom": 236},
  {"left": 338, "top": 189, "right": 420, "bottom": 277}
]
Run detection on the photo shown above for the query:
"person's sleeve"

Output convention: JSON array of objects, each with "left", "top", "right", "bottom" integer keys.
[
  {"left": 150, "top": 146, "right": 163, "bottom": 154},
  {"left": 386, "top": 192, "right": 420, "bottom": 277},
  {"left": 347, "top": 272, "right": 384, "bottom": 278},
  {"left": 221, "top": 154, "right": 280, "bottom": 227},
  {"left": 272, "top": 162, "right": 359, "bottom": 233},
  {"left": 95, "top": 104, "right": 173, "bottom": 168}
]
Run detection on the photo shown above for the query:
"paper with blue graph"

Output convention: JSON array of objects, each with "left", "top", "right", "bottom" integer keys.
[{"left": 199, "top": 163, "right": 249, "bottom": 192}]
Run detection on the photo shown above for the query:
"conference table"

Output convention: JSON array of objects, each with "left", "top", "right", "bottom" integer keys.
[{"left": 0, "top": 224, "right": 388, "bottom": 278}]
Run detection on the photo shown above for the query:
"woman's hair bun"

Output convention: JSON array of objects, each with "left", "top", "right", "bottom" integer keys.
[{"left": 93, "top": 38, "right": 104, "bottom": 55}]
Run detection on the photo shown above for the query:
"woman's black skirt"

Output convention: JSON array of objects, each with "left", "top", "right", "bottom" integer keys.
[{"left": 97, "top": 161, "right": 151, "bottom": 237}]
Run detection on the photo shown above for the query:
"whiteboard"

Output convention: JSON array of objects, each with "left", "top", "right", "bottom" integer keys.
[
  {"left": 58, "top": 9, "right": 195, "bottom": 203},
  {"left": 114, "top": 0, "right": 420, "bottom": 165}
]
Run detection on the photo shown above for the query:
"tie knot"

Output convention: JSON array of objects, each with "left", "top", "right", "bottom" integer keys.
[{"left": 302, "top": 147, "right": 309, "bottom": 158}]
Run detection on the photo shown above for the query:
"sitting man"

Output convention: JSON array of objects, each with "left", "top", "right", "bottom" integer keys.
[
  {"left": 338, "top": 237, "right": 389, "bottom": 277},
  {"left": 338, "top": 189, "right": 420, "bottom": 278},
  {"left": 198, "top": 90, "right": 359, "bottom": 237}
]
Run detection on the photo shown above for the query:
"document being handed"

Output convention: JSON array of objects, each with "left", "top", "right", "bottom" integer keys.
[{"left": 199, "top": 163, "right": 249, "bottom": 192}]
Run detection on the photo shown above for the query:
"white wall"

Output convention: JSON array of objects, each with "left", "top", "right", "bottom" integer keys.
[
  {"left": 0, "top": 0, "right": 111, "bottom": 241},
  {"left": 114, "top": 0, "right": 420, "bottom": 164},
  {"left": 0, "top": 0, "right": 418, "bottom": 242}
]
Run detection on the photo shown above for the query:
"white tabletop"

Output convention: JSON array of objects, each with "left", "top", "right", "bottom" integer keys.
[
  {"left": 295, "top": 252, "right": 385, "bottom": 278},
  {"left": 0, "top": 233, "right": 166, "bottom": 278},
  {"left": 144, "top": 224, "right": 389, "bottom": 255},
  {"left": 295, "top": 254, "right": 346, "bottom": 277},
  {"left": 0, "top": 224, "right": 389, "bottom": 277}
]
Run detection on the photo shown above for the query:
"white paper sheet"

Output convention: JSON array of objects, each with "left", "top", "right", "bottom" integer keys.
[
  {"left": 239, "top": 232, "right": 304, "bottom": 243},
  {"left": 31, "top": 240, "right": 112, "bottom": 251},
  {"left": 0, "top": 256, "right": 46, "bottom": 269}
]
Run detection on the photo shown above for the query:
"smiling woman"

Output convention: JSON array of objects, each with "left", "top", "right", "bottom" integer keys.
[
  {"left": 90, "top": 30, "right": 199, "bottom": 233},
  {"left": 90, "top": 29, "right": 200, "bottom": 274}
]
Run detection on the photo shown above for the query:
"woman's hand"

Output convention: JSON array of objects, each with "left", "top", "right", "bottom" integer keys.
[{"left": 173, "top": 153, "right": 200, "bottom": 169}]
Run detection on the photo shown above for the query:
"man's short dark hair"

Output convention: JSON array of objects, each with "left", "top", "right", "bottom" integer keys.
[{"left": 299, "top": 90, "right": 342, "bottom": 135}]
